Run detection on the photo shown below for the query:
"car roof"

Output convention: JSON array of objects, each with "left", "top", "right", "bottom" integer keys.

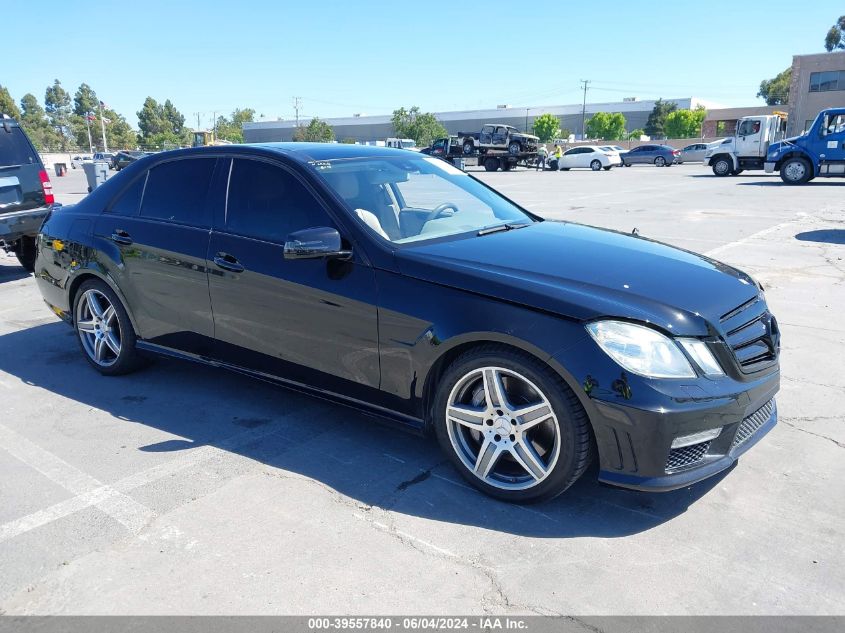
[{"left": 146, "top": 143, "right": 419, "bottom": 164}]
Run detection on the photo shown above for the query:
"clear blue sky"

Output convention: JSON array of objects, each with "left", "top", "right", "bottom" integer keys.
[{"left": 2, "top": 0, "right": 836, "bottom": 129}]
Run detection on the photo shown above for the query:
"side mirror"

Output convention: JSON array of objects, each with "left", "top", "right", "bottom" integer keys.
[{"left": 283, "top": 226, "right": 352, "bottom": 261}]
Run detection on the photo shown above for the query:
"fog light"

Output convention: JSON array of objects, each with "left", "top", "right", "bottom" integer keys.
[{"left": 671, "top": 427, "right": 721, "bottom": 449}]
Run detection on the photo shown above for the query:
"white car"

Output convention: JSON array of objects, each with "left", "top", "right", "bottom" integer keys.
[
  {"left": 559, "top": 145, "right": 621, "bottom": 171},
  {"left": 70, "top": 155, "right": 92, "bottom": 169}
]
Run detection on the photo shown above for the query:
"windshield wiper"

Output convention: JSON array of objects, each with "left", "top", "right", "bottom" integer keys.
[{"left": 477, "top": 222, "right": 531, "bottom": 236}]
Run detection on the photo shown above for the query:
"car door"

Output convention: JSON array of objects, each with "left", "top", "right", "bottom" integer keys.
[
  {"left": 818, "top": 112, "right": 845, "bottom": 171},
  {"left": 626, "top": 146, "right": 642, "bottom": 164},
  {"left": 580, "top": 147, "right": 598, "bottom": 168},
  {"left": 735, "top": 119, "right": 763, "bottom": 157},
  {"left": 559, "top": 148, "right": 578, "bottom": 169},
  {"left": 480, "top": 125, "right": 494, "bottom": 146},
  {"left": 492, "top": 126, "right": 508, "bottom": 148},
  {"left": 206, "top": 156, "right": 381, "bottom": 397},
  {"left": 93, "top": 157, "right": 216, "bottom": 355}
]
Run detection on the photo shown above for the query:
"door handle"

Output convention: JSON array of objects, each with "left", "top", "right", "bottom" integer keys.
[
  {"left": 110, "top": 230, "right": 132, "bottom": 245},
  {"left": 213, "top": 253, "right": 244, "bottom": 273}
]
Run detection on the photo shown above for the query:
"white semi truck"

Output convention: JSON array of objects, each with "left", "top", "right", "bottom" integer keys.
[{"left": 704, "top": 112, "right": 788, "bottom": 176}]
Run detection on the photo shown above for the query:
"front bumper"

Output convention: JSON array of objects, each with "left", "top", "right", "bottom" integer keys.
[
  {"left": 0, "top": 206, "right": 51, "bottom": 245},
  {"left": 764, "top": 161, "right": 776, "bottom": 173}
]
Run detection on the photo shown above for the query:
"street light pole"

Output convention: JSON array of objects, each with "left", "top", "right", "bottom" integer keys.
[
  {"left": 97, "top": 101, "right": 108, "bottom": 153},
  {"left": 84, "top": 113, "right": 93, "bottom": 153},
  {"left": 580, "top": 80, "right": 590, "bottom": 141}
]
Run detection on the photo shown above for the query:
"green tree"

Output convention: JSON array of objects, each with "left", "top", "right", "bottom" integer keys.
[
  {"left": 532, "top": 113, "right": 561, "bottom": 142},
  {"left": 627, "top": 128, "right": 645, "bottom": 140},
  {"left": 585, "top": 112, "right": 626, "bottom": 140},
  {"left": 161, "top": 100, "right": 186, "bottom": 135},
  {"left": 664, "top": 106, "right": 707, "bottom": 138},
  {"left": 757, "top": 68, "right": 791, "bottom": 105},
  {"left": 137, "top": 97, "right": 191, "bottom": 148},
  {"left": 824, "top": 15, "right": 845, "bottom": 51},
  {"left": 293, "top": 117, "right": 335, "bottom": 142},
  {"left": 391, "top": 106, "right": 447, "bottom": 147},
  {"left": 0, "top": 85, "right": 21, "bottom": 119},
  {"left": 73, "top": 83, "right": 99, "bottom": 117},
  {"left": 215, "top": 108, "right": 256, "bottom": 143},
  {"left": 44, "top": 79, "right": 72, "bottom": 150},
  {"left": 644, "top": 98, "right": 677, "bottom": 139},
  {"left": 20, "top": 93, "right": 61, "bottom": 151}
]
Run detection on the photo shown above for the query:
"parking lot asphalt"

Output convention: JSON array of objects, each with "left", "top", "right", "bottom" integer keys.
[{"left": 0, "top": 164, "right": 843, "bottom": 616}]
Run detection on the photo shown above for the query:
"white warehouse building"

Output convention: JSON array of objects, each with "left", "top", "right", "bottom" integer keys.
[{"left": 242, "top": 97, "right": 713, "bottom": 144}]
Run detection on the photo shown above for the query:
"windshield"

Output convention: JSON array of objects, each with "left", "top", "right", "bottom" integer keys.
[{"left": 312, "top": 155, "right": 535, "bottom": 244}]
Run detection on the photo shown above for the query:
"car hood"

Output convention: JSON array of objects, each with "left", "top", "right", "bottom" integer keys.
[{"left": 395, "top": 221, "right": 758, "bottom": 336}]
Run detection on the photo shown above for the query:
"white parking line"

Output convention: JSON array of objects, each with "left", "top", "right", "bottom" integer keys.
[
  {"left": 0, "top": 421, "right": 293, "bottom": 544},
  {"left": 0, "top": 423, "right": 155, "bottom": 534},
  {"left": 705, "top": 217, "right": 804, "bottom": 258}
]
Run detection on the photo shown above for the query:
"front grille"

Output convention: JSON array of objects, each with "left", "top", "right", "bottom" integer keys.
[
  {"left": 666, "top": 441, "right": 710, "bottom": 472},
  {"left": 719, "top": 294, "right": 779, "bottom": 372},
  {"left": 732, "top": 399, "right": 775, "bottom": 449}
]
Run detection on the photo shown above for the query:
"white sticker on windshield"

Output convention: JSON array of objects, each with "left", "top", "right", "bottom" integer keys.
[{"left": 421, "top": 156, "right": 467, "bottom": 176}]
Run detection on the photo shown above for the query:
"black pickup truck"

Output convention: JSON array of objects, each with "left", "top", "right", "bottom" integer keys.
[
  {"left": 0, "top": 115, "right": 53, "bottom": 271},
  {"left": 457, "top": 123, "right": 539, "bottom": 156}
]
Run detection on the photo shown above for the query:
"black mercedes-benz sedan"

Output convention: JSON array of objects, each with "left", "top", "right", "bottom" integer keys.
[{"left": 33, "top": 144, "right": 780, "bottom": 502}]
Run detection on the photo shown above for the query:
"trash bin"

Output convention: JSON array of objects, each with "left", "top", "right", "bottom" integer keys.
[
  {"left": 54, "top": 163, "right": 67, "bottom": 177},
  {"left": 82, "top": 161, "right": 109, "bottom": 192}
]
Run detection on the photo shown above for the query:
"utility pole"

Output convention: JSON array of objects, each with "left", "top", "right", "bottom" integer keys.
[
  {"left": 97, "top": 100, "right": 108, "bottom": 153},
  {"left": 194, "top": 112, "right": 201, "bottom": 130},
  {"left": 212, "top": 111, "right": 217, "bottom": 138},
  {"left": 293, "top": 97, "right": 302, "bottom": 129},
  {"left": 84, "top": 112, "right": 93, "bottom": 153},
  {"left": 580, "top": 80, "right": 590, "bottom": 141}
]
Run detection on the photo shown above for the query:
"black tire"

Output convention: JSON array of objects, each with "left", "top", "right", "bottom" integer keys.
[
  {"left": 603, "top": 166, "right": 612, "bottom": 171},
  {"left": 622, "top": 161, "right": 630, "bottom": 167},
  {"left": 780, "top": 157, "right": 812, "bottom": 185},
  {"left": 654, "top": 156, "right": 666, "bottom": 167},
  {"left": 732, "top": 168, "right": 744, "bottom": 175},
  {"left": 13, "top": 236, "right": 36, "bottom": 273},
  {"left": 590, "top": 159, "right": 602, "bottom": 171},
  {"left": 711, "top": 156, "right": 732, "bottom": 177},
  {"left": 484, "top": 158, "right": 499, "bottom": 172},
  {"left": 72, "top": 279, "right": 144, "bottom": 376},
  {"left": 433, "top": 345, "right": 594, "bottom": 503},
  {"left": 508, "top": 141, "right": 521, "bottom": 155},
  {"left": 463, "top": 141, "right": 474, "bottom": 155}
]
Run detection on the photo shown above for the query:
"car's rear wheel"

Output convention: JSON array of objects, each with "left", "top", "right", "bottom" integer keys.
[
  {"left": 780, "top": 157, "right": 812, "bottom": 184},
  {"left": 590, "top": 159, "right": 602, "bottom": 171},
  {"left": 73, "top": 280, "right": 144, "bottom": 376},
  {"left": 484, "top": 158, "right": 499, "bottom": 172},
  {"left": 12, "top": 236, "right": 36, "bottom": 273},
  {"left": 433, "top": 346, "right": 593, "bottom": 502},
  {"left": 508, "top": 141, "right": 521, "bottom": 155},
  {"left": 654, "top": 156, "right": 666, "bottom": 167},
  {"left": 622, "top": 161, "right": 630, "bottom": 167}
]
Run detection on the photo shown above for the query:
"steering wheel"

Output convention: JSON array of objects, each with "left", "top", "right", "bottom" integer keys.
[{"left": 424, "top": 202, "right": 460, "bottom": 224}]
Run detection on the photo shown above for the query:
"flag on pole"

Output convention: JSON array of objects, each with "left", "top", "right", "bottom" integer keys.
[
  {"left": 102, "top": 117, "right": 111, "bottom": 124},
  {"left": 99, "top": 100, "right": 108, "bottom": 109},
  {"left": 86, "top": 114, "right": 96, "bottom": 121}
]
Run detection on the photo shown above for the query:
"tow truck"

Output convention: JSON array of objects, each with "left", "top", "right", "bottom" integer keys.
[
  {"left": 704, "top": 112, "right": 788, "bottom": 176},
  {"left": 765, "top": 108, "right": 845, "bottom": 184},
  {"left": 426, "top": 135, "right": 534, "bottom": 172}
]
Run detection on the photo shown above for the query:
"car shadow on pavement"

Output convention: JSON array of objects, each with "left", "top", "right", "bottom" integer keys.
[
  {"left": 0, "top": 322, "right": 727, "bottom": 539},
  {"left": 0, "top": 262, "right": 30, "bottom": 284},
  {"left": 795, "top": 229, "right": 845, "bottom": 245}
]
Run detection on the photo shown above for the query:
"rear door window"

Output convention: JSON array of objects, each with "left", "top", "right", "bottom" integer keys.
[
  {"left": 140, "top": 158, "right": 216, "bottom": 226},
  {"left": 0, "top": 127, "right": 38, "bottom": 167},
  {"left": 107, "top": 174, "right": 147, "bottom": 216}
]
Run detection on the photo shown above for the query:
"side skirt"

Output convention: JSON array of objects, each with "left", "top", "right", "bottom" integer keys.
[{"left": 135, "top": 340, "right": 426, "bottom": 434}]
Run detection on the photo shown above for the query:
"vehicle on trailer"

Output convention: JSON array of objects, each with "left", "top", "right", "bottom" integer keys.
[
  {"left": 704, "top": 113, "right": 787, "bottom": 176},
  {"left": 559, "top": 146, "right": 620, "bottom": 171},
  {"left": 426, "top": 136, "right": 528, "bottom": 172},
  {"left": 765, "top": 108, "right": 845, "bottom": 184},
  {"left": 34, "top": 143, "right": 780, "bottom": 502},
  {"left": 620, "top": 144, "right": 679, "bottom": 167},
  {"left": 458, "top": 124, "right": 539, "bottom": 157},
  {"left": 0, "top": 114, "right": 54, "bottom": 272}
]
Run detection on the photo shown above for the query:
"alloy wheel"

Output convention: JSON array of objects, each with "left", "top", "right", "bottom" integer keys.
[
  {"left": 76, "top": 288, "right": 122, "bottom": 367},
  {"left": 655, "top": 156, "right": 665, "bottom": 167},
  {"left": 445, "top": 366, "right": 561, "bottom": 491}
]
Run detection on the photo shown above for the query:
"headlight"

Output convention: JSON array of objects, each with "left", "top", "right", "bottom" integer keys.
[
  {"left": 678, "top": 339, "right": 724, "bottom": 376},
  {"left": 586, "top": 320, "right": 695, "bottom": 378}
]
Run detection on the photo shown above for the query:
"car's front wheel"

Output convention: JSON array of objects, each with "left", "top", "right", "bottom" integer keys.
[
  {"left": 780, "top": 157, "right": 811, "bottom": 185},
  {"left": 73, "top": 279, "right": 144, "bottom": 376},
  {"left": 434, "top": 346, "right": 593, "bottom": 502},
  {"left": 590, "top": 159, "right": 602, "bottom": 171},
  {"left": 654, "top": 156, "right": 666, "bottom": 167}
]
